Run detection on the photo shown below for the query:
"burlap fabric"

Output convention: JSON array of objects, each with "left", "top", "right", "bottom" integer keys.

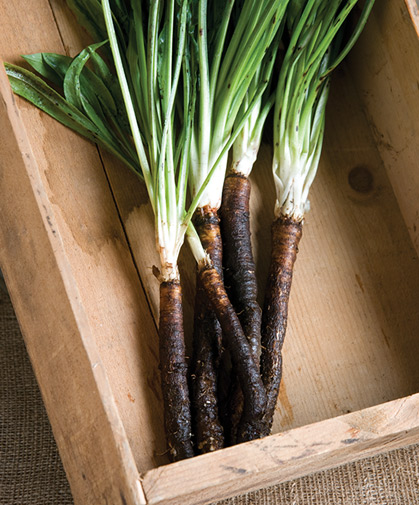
[{"left": 1, "top": 284, "right": 418, "bottom": 505}]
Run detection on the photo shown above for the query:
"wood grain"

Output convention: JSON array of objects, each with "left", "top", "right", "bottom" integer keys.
[
  {"left": 0, "top": 0, "right": 419, "bottom": 504},
  {"left": 0, "top": 65, "right": 144, "bottom": 505},
  {"left": 349, "top": 0, "right": 419, "bottom": 255},
  {"left": 142, "top": 393, "right": 419, "bottom": 505},
  {"left": 0, "top": 0, "right": 168, "bottom": 474}
]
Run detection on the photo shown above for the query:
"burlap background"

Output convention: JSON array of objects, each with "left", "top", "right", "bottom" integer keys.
[{"left": 1, "top": 283, "right": 418, "bottom": 505}]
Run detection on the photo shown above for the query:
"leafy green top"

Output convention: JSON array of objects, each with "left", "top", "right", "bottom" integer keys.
[{"left": 273, "top": 0, "right": 375, "bottom": 220}]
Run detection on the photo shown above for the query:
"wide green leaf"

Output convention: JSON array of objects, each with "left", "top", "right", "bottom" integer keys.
[
  {"left": 63, "top": 41, "right": 110, "bottom": 110},
  {"left": 22, "top": 53, "right": 67, "bottom": 87},
  {"left": 5, "top": 62, "right": 141, "bottom": 177},
  {"left": 7, "top": 63, "right": 103, "bottom": 139}
]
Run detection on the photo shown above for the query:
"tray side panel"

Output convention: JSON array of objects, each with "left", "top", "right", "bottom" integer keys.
[
  {"left": 0, "top": 67, "right": 144, "bottom": 505},
  {"left": 349, "top": 0, "right": 419, "bottom": 255},
  {"left": 0, "top": 0, "right": 168, "bottom": 473},
  {"left": 142, "top": 394, "right": 419, "bottom": 505}
]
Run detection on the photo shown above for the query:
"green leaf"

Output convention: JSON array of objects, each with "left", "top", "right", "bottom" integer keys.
[
  {"left": 5, "top": 62, "right": 141, "bottom": 177},
  {"left": 59, "top": 43, "right": 133, "bottom": 158},
  {"left": 87, "top": 49, "right": 130, "bottom": 132},
  {"left": 22, "top": 53, "right": 67, "bottom": 87},
  {"left": 23, "top": 50, "right": 122, "bottom": 121},
  {"left": 42, "top": 53, "right": 72, "bottom": 83},
  {"left": 6, "top": 62, "right": 105, "bottom": 143},
  {"left": 324, "top": 0, "right": 376, "bottom": 77},
  {"left": 63, "top": 40, "right": 110, "bottom": 110},
  {"left": 66, "top": 0, "right": 107, "bottom": 43}
]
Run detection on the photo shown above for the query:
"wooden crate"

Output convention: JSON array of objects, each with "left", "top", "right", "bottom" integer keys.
[{"left": 1, "top": 1, "right": 419, "bottom": 504}]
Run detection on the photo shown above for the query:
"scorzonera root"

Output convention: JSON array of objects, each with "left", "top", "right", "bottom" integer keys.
[
  {"left": 159, "top": 281, "right": 195, "bottom": 460},
  {"left": 260, "top": 215, "right": 302, "bottom": 435},
  {"left": 191, "top": 206, "right": 224, "bottom": 453},
  {"left": 220, "top": 171, "right": 262, "bottom": 443},
  {"left": 220, "top": 172, "right": 261, "bottom": 361},
  {"left": 197, "top": 260, "right": 267, "bottom": 442}
]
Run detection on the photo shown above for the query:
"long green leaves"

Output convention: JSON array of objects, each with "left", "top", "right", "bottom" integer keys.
[
  {"left": 230, "top": 28, "right": 282, "bottom": 179},
  {"left": 5, "top": 58, "right": 139, "bottom": 175},
  {"left": 189, "top": 0, "right": 290, "bottom": 210},
  {"left": 6, "top": 0, "right": 374, "bottom": 272},
  {"left": 273, "top": 0, "right": 375, "bottom": 220},
  {"left": 102, "top": 0, "right": 196, "bottom": 279},
  {"left": 6, "top": 0, "right": 218, "bottom": 275}
]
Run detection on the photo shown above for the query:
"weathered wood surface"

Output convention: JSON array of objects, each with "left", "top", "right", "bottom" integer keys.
[
  {"left": 349, "top": 0, "right": 419, "bottom": 256},
  {"left": 0, "top": 0, "right": 419, "bottom": 504},
  {"left": 0, "top": 0, "right": 167, "bottom": 476},
  {"left": 0, "top": 65, "right": 144, "bottom": 505},
  {"left": 142, "top": 393, "right": 419, "bottom": 505}
]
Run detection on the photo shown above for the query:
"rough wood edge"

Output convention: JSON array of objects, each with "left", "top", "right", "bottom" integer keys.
[
  {"left": 142, "top": 393, "right": 419, "bottom": 505},
  {"left": 0, "top": 64, "right": 145, "bottom": 505},
  {"left": 405, "top": 0, "right": 419, "bottom": 37}
]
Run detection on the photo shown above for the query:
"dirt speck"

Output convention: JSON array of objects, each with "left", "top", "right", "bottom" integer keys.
[
  {"left": 277, "top": 380, "right": 294, "bottom": 427},
  {"left": 381, "top": 328, "right": 391, "bottom": 349},
  {"left": 355, "top": 273, "right": 365, "bottom": 293},
  {"left": 347, "top": 427, "right": 360, "bottom": 438},
  {"left": 221, "top": 465, "right": 248, "bottom": 475},
  {"left": 342, "top": 438, "right": 358, "bottom": 445}
]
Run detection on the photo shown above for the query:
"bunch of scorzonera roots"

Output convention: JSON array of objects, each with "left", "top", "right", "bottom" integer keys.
[{"left": 6, "top": 0, "right": 375, "bottom": 460}]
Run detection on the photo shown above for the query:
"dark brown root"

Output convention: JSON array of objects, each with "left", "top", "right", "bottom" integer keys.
[
  {"left": 220, "top": 172, "right": 261, "bottom": 359},
  {"left": 224, "top": 380, "right": 243, "bottom": 445},
  {"left": 260, "top": 215, "right": 302, "bottom": 436},
  {"left": 159, "top": 281, "right": 194, "bottom": 461},
  {"left": 220, "top": 171, "right": 262, "bottom": 444},
  {"left": 190, "top": 206, "right": 224, "bottom": 453},
  {"left": 198, "top": 263, "right": 267, "bottom": 443}
]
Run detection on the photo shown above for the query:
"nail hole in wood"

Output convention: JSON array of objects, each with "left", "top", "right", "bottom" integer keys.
[{"left": 348, "top": 166, "right": 374, "bottom": 194}]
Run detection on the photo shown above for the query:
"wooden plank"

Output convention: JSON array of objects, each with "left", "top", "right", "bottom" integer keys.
[
  {"left": 0, "top": 0, "right": 168, "bottom": 474},
  {"left": 348, "top": 0, "right": 419, "bottom": 255},
  {"left": 142, "top": 393, "right": 419, "bottom": 505},
  {"left": 0, "top": 65, "right": 144, "bottom": 505}
]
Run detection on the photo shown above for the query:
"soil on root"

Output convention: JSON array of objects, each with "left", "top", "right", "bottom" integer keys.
[
  {"left": 260, "top": 215, "right": 302, "bottom": 436},
  {"left": 198, "top": 263, "right": 267, "bottom": 443},
  {"left": 159, "top": 281, "right": 195, "bottom": 460},
  {"left": 190, "top": 207, "right": 224, "bottom": 453}
]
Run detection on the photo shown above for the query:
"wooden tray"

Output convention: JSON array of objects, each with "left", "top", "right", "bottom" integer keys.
[{"left": 1, "top": 1, "right": 419, "bottom": 504}]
